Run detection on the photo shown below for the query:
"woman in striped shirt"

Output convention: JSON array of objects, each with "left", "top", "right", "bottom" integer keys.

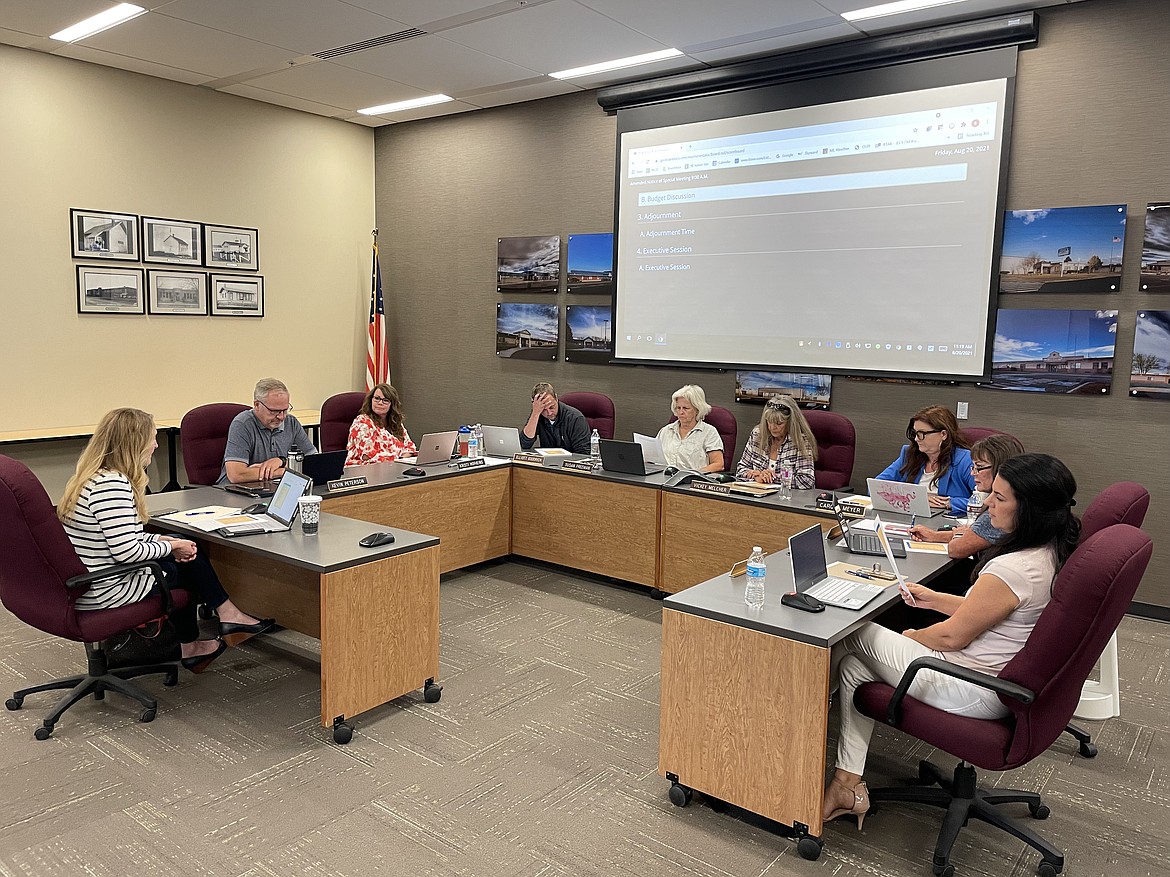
[{"left": 58, "top": 408, "right": 271, "bottom": 673}]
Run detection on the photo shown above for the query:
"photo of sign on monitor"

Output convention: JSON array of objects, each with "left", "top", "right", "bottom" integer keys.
[{"left": 999, "top": 204, "right": 1126, "bottom": 294}]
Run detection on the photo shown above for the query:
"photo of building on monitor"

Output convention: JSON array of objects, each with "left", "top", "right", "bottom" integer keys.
[
  {"left": 999, "top": 204, "right": 1126, "bottom": 294},
  {"left": 984, "top": 308, "right": 1117, "bottom": 394}
]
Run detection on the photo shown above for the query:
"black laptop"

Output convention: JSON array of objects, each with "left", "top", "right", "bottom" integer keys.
[
  {"left": 301, "top": 450, "right": 347, "bottom": 486},
  {"left": 599, "top": 439, "right": 666, "bottom": 476}
]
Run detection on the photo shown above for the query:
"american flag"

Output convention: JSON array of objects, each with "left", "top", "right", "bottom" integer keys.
[{"left": 366, "top": 241, "right": 390, "bottom": 390}]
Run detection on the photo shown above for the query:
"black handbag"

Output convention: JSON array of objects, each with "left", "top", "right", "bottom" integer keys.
[{"left": 104, "top": 617, "right": 181, "bottom": 669}]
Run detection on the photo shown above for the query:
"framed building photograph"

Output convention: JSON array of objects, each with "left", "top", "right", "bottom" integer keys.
[
  {"left": 142, "top": 216, "right": 202, "bottom": 266},
  {"left": 70, "top": 208, "right": 139, "bottom": 261},
  {"left": 497, "top": 235, "right": 560, "bottom": 292},
  {"left": 210, "top": 274, "right": 264, "bottom": 317},
  {"left": 496, "top": 302, "right": 558, "bottom": 359},
  {"left": 1140, "top": 203, "right": 1170, "bottom": 292},
  {"left": 565, "top": 304, "right": 613, "bottom": 363},
  {"left": 76, "top": 266, "right": 145, "bottom": 314},
  {"left": 1131, "top": 310, "right": 1170, "bottom": 399},
  {"left": 204, "top": 223, "right": 259, "bottom": 271},
  {"left": 147, "top": 270, "right": 208, "bottom": 315},
  {"left": 566, "top": 233, "right": 613, "bottom": 294},
  {"left": 998, "top": 204, "right": 1126, "bottom": 294},
  {"left": 735, "top": 371, "right": 833, "bottom": 408},
  {"left": 982, "top": 308, "right": 1118, "bottom": 395}
]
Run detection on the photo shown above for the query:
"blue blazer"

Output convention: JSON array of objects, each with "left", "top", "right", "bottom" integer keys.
[{"left": 876, "top": 445, "right": 976, "bottom": 514}]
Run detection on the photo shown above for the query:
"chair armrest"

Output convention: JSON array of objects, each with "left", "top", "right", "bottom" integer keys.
[
  {"left": 65, "top": 560, "right": 173, "bottom": 614},
  {"left": 885, "top": 656, "right": 1035, "bottom": 726}
]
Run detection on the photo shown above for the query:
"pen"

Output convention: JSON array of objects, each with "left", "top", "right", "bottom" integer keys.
[
  {"left": 910, "top": 515, "right": 916, "bottom": 527},
  {"left": 846, "top": 569, "right": 877, "bottom": 580},
  {"left": 184, "top": 511, "right": 215, "bottom": 516}
]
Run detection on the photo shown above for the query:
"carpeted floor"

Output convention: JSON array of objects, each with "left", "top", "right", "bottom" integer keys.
[{"left": 1, "top": 559, "right": 1167, "bottom": 876}]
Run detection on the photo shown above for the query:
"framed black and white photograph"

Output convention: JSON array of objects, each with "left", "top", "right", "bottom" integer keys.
[
  {"left": 210, "top": 274, "right": 264, "bottom": 317},
  {"left": 70, "top": 208, "right": 139, "bottom": 261},
  {"left": 497, "top": 235, "right": 560, "bottom": 292},
  {"left": 76, "top": 265, "right": 145, "bottom": 314},
  {"left": 141, "top": 216, "right": 202, "bottom": 266},
  {"left": 147, "top": 270, "right": 208, "bottom": 315},
  {"left": 204, "top": 224, "right": 259, "bottom": 271}
]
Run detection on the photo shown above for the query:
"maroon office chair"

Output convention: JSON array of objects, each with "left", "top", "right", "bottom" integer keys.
[
  {"left": 669, "top": 405, "right": 737, "bottom": 471},
  {"left": 180, "top": 402, "right": 248, "bottom": 485},
  {"left": 558, "top": 392, "right": 616, "bottom": 440},
  {"left": 0, "top": 455, "right": 188, "bottom": 740},
  {"left": 962, "top": 425, "right": 1021, "bottom": 446},
  {"left": 803, "top": 410, "right": 856, "bottom": 490},
  {"left": 320, "top": 391, "right": 367, "bottom": 452},
  {"left": 852, "top": 524, "right": 1152, "bottom": 877}
]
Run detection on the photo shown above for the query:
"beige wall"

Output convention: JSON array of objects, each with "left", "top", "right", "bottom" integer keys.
[
  {"left": 0, "top": 45, "right": 374, "bottom": 494},
  {"left": 374, "top": 0, "right": 1169, "bottom": 608}
]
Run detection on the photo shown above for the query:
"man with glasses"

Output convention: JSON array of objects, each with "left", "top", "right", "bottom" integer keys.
[{"left": 218, "top": 377, "right": 317, "bottom": 484}]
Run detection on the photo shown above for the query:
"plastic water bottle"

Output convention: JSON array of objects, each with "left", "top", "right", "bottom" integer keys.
[
  {"left": 745, "top": 546, "right": 766, "bottom": 609},
  {"left": 474, "top": 423, "right": 484, "bottom": 458},
  {"left": 777, "top": 466, "right": 793, "bottom": 501},
  {"left": 966, "top": 489, "right": 985, "bottom": 525},
  {"left": 590, "top": 428, "right": 601, "bottom": 466},
  {"left": 467, "top": 426, "right": 479, "bottom": 459}
]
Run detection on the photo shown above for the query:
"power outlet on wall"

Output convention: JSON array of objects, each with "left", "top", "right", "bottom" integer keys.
[{"left": 957, "top": 401, "right": 969, "bottom": 420}]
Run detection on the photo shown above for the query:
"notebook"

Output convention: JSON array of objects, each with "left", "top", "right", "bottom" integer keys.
[
  {"left": 789, "top": 523, "right": 886, "bottom": 610},
  {"left": 480, "top": 425, "right": 523, "bottom": 457},
  {"left": 300, "top": 449, "right": 346, "bottom": 485},
  {"left": 833, "top": 502, "right": 907, "bottom": 557},
  {"left": 866, "top": 478, "right": 948, "bottom": 518},
  {"left": 222, "top": 479, "right": 277, "bottom": 498},
  {"left": 632, "top": 433, "right": 668, "bottom": 467},
  {"left": 599, "top": 439, "right": 666, "bottom": 476},
  {"left": 215, "top": 469, "right": 310, "bottom": 536},
  {"left": 406, "top": 430, "right": 459, "bottom": 465}
]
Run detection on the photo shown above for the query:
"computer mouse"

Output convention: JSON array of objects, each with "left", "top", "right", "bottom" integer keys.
[
  {"left": 240, "top": 503, "right": 268, "bottom": 515},
  {"left": 359, "top": 532, "right": 396, "bottom": 548},
  {"left": 402, "top": 467, "right": 426, "bottom": 477},
  {"left": 664, "top": 466, "right": 679, "bottom": 477},
  {"left": 817, "top": 492, "right": 832, "bottom": 501}
]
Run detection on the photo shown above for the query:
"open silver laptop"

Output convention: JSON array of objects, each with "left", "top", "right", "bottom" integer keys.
[
  {"left": 480, "top": 425, "right": 522, "bottom": 457},
  {"left": 866, "top": 478, "right": 947, "bottom": 518},
  {"left": 833, "top": 502, "right": 906, "bottom": 557},
  {"left": 216, "top": 469, "right": 310, "bottom": 536},
  {"left": 790, "top": 523, "right": 885, "bottom": 610},
  {"left": 410, "top": 430, "right": 459, "bottom": 465}
]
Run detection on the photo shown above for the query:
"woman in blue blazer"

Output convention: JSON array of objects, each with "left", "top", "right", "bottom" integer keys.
[{"left": 876, "top": 405, "right": 976, "bottom": 515}]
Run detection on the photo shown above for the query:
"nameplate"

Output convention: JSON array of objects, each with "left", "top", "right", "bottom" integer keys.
[
  {"left": 815, "top": 496, "right": 865, "bottom": 517},
  {"left": 453, "top": 458, "right": 486, "bottom": 470},
  {"left": 327, "top": 476, "right": 368, "bottom": 491},
  {"left": 690, "top": 481, "right": 731, "bottom": 496},
  {"left": 513, "top": 452, "right": 545, "bottom": 465},
  {"left": 560, "top": 459, "right": 595, "bottom": 473}
]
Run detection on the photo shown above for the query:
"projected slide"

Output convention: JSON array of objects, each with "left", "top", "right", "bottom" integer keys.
[{"left": 614, "top": 77, "right": 1011, "bottom": 378}]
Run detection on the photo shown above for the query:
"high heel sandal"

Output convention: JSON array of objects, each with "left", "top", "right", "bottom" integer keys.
[
  {"left": 180, "top": 638, "right": 227, "bottom": 674},
  {"left": 824, "top": 778, "right": 869, "bottom": 830}
]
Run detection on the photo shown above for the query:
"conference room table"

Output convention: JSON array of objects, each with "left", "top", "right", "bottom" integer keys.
[
  {"left": 658, "top": 536, "right": 953, "bottom": 859},
  {"left": 146, "top": 487, "right": 440, "bottom": 744}
]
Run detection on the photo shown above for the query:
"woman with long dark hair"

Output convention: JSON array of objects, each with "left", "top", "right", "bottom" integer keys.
[
  {"left": 345, "top": 383, "right": 417, "bottom": 466},
  {"left": 823, "top": 453, "right": 1080, "bottom": 828},
  {"left": 876, "top": 405, "right": 976, "bottom": 515}
]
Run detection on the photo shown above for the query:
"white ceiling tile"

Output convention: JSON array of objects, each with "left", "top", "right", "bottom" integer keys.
[
  {"left": 555, "top": 55, "right": 706, "bottom": 90},
  {"left": 76, "top": 12, "right": 294, "bottom": 77},
  {"left": 330, "top": 34, "right": 543, "bottom": 94},
  {"left": 243, "top": 60, "right": 422, "bottom": 111},
  {"left": 439, "top": 0, "right": 668, "bottom": 74},
  {"left": 360, "top": 98, "right": 482, "bottom": 124},
  {"left": 691, "top": 22, "right": 864, "bottom": 64},
  {"left": 343, "top": 1, "right": 531, "bottom": 29},
  {"left": 461, "top": 78, "right": 583, "bottom": 109},
  {"left": 51, "top": 42, "right": 214, "bottom": 85},
  {"left": 155, "top": 0, "right": 410, "bottom": 55},
  {"left": 217, "top": 82, "right": 354, "bottom": 118},
  {"left": 0, "top": 27, "right": 45, "bottom": 49}
]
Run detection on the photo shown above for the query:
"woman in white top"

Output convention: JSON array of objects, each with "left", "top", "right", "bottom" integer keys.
[
  {"left": 822, "top": 453, "right": 1080, "bottom": 829},
  {"left": 655, "top": 385, "right": 725, "bottom": 473},
  {"left": 58, "top": 408, "right": 272, "bottom": 673}
]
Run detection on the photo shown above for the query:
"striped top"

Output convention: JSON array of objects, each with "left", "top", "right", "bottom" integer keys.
[{"left": 62, "top": 470, "right": 171, "bottom": 610}]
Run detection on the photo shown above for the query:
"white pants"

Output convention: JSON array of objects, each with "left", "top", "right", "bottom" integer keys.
[{"left": 833, "top": 623, "right": 1010, "bottom": 776}]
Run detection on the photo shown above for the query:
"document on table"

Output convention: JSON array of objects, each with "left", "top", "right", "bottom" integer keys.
[
  {"left": 536, "top": 448, "right": 572, "bottom": 456},
  {"left": 906, "top": 540, "right": 950, "bottom": 554},
  {"left": 157, "top": 506, "right": 255, "bottom": 532},
  {"left": 633, "top": 433, "right": 668, "bottom": 466}
]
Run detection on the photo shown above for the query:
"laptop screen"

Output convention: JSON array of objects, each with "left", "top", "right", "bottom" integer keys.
[
  {"left": 789, "top": 524, "right": 829, "bottom": 591},
  {"left": 266, "top": 469, "right": 310, "bottom": 525}
]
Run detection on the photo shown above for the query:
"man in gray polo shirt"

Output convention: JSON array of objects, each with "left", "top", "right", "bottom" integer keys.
[{"left": 218, "top": 378, "right": 317, "bottom": 484}]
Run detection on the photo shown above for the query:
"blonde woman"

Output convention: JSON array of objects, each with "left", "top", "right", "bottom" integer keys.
[
  {"left": 655, "top": 385, "right": 725, "bottom": 473},
  {"left": 735, "top": 396, "right": 818, "bottom": 488},
  {"left": 58, "top": 408, "right": 272, "bottom": 673}
]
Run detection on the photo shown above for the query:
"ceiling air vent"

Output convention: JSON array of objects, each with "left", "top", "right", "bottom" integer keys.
[{"left": 313, "top": 28, "right": 427, "bottom": 60}]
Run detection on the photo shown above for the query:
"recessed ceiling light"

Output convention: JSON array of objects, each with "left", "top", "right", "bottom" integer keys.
[
  {"left": 358, "top": 94, "right": 454, "bottom": 115},
  {"left": 842, "top": 0, "right": 970, "bottom": 23},
  {"left": 549, "top": 49, "right": 684, "bottom": 80},
  {"left": 51, "top": 3, "right": 147, "bottom": 42}
]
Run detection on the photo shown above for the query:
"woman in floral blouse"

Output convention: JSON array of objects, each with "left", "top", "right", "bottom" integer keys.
[
  {"left": 735, "top": 395, "right": 818, "bottom": 488},
  {"left": 344, "top": 383, "right": 418, "bottom": 466}
]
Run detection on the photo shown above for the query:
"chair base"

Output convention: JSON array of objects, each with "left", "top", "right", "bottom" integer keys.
[
  {"left": 6, "top": 645, "right": 178, "bottom": 740},
  {"left": 869, "top": 759, "right": 1064, "bottom": 877}
]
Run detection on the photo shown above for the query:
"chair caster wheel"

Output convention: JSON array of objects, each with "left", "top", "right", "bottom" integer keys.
[
  {"left": 932, "top": 861, "right": 954, "bottom": 877},
  {"left": 5, "top": 697, "right": 22, "bottom": 711},
  {"left": 333, "top": 722, "right": 353, "bottom": 745},
  {"left": 140, "top": 708, "right": 156, "bottom": 723},
  {"left": 649, "top": 588, "right": 667, "bottom": 601},
  {"left": 1029, "top": 802, "right": 1051, "bottom": 820},
  {"left": 797, "top": 837, "right": 823, "bottom": 861},
  {"left": 34, "top": 724, "right": 53, "bottom": 741},
  {"left": 668, "top": 782, "right": 693, "bottom": 807},
  {"left": 164, "top": 671, "right": 179, "bottom": 687},
  {"left": 423, "top": 681, "right": 442, "bottom": 703},
  {"left": 1078, "top": 741, "right": 1097, "bottom": 758},
  {"left": 1038, "top": 860, "right": 1060, "bottom": 877}
]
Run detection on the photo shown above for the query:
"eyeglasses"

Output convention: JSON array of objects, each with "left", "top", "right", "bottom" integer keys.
[
  {"left": 371, "top": 395, "right": 391, "bottom": 405},
  {"left": 257, "top": 399, "right": 291, "bottom": 417},
  {"left": 765, "top": 400, "right": 792, "bottom": 415},
  {"left": 971, "top": 462, "right": 993, "bottom": 472},
  {"left": 910, "top": 428, "right": 943, "bottom": 440}
]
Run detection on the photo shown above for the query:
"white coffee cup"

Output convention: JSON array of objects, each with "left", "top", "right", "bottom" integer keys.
[{"left": 297, "top": 494, "right": 322, "bottom": 534}]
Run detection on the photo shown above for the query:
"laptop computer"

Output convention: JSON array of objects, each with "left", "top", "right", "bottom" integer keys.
[
  {"left": 866, "top": 477, "right": 947, "bottom": 518},
  {"left": 789, "top": 523, "right": 886, "bottom": 610},
  {"left": 480, "top": 425, "right": 523, "bottom": 457},
  {"left": 832, "top": 502, "right": 907, "bottom": 557},
  {"left": 301, "top": 449, "right": 347, "bottom": 486},
  {"left": 408, "top": 430, "right": 459, "bottom": 465},
  {"left": 216, "top": 469, "right": 311, "bottom": 536},
  {"left": 599, "top": 439, "right": 666, "bottom": 476}
]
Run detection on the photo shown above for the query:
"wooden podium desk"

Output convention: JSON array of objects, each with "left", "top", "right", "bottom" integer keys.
[
  {"left": 658, "top": 541, "right": 951, "bottom": 857},
  {"left": 147, "top": 488, "right": 440, "bottom": 744}
]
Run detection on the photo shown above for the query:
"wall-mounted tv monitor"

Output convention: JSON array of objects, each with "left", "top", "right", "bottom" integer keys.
[{"left": 612, "top": 49, "right": 1017, "bottom": 381}]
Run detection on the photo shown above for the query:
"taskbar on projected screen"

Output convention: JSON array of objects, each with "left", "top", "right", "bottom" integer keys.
[{"left": 615, "top": 334, "right": 984, "bottom": 375}]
